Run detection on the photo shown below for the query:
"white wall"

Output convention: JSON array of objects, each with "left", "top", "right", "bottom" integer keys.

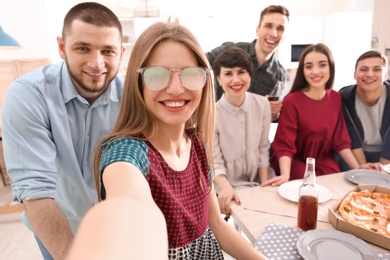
[
  {"left": 0, "top": 0, "right": 52, "bottom": 60},
  {"left": 277, "top": 16, "right": 325, "bottom": 69},
  {"left": 0, "top": 0, "right": 376, "bottom": 68},
  {"left": 372, "top": 0, "right": 390, "bottom": 53},
  {"left": 323, "top": 12, "right": 372, "bottom": 89}
]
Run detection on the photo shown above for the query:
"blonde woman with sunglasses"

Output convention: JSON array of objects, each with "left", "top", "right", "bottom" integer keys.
[{"left": 94, "top": 22, "right": 266, "bottom": 260}]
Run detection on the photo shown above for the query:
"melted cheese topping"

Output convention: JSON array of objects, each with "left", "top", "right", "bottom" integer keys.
[
  {"left": 355, "top": 215, "right": 374, "bottom": 221},
  {"left": 361, "top": 197, "right": 376, "bottom": 204},
  {"left": 350, "top": 199, "right": 373, "bottom": 214}
]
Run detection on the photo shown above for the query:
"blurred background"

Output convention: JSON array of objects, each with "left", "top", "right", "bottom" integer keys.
[{"left": 1, "top": 0, "right": 389, "bottom": 90}]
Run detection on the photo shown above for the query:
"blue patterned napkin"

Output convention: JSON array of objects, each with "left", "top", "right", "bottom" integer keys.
[{"left": 254, "top": 221, "right": 390, "bottom": 260}]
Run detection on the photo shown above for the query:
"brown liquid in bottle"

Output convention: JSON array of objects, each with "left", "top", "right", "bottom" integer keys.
[{"left": 297, "top": 195, "right": 318, "bottom": 230}]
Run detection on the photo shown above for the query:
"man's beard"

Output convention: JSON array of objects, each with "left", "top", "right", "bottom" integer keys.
[{"left": 65, "top": 60, "right": 117, "bottom": 94}]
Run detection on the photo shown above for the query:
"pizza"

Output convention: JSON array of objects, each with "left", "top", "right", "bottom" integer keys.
[{"left": 338, "top": 190, "right": 390, "bottom": 238}]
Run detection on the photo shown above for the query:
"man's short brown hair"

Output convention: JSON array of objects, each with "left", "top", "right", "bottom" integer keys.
[
  {"left": 259, "top": 5, "right": 290, "bottom": 27},
  {"left": 355, "top": 50, "right": 388, "bottom": 71},
  {"left": 62, "top": 2, "right": 122, "bottom": 40}
]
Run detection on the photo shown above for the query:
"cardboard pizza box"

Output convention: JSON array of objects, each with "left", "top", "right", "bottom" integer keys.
[{"left": 328, "top": 184, "right": 390, "bottom": 250}]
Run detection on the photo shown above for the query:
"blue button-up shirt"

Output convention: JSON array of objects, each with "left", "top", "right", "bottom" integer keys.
[{"left": 2, "top": 61, "right": 123, "bottom": 233}]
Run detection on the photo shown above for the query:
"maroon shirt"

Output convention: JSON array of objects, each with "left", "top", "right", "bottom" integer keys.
[
  {"left": 100, "top": 129, "right": 210, "bottom": 248},
  {"left": 271, "top": 90, "right": 351, "bottom": 180},
  {"left": 146, "top": 130, "right": 210, "bottom": 248}
]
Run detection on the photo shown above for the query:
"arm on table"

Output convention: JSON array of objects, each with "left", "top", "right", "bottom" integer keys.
[
  {"left": 214, "top": 175, "right": 240, "bottom": 216},
  {"left": 259, "top": 167, "right": 269, "bottom": 185},
  {"left": 213, "top": 126, "right": 240, "bottom": 216},
  {"left": 351, "top": 147, "right": 387, "bottom": 171},
  {"left": 261, "top": 156, "right": 290, "bottom": 187},
  {"left": 380, "top": 158, "right": 390, "bottom": 173},
  {"left": 351, "top": 148, "right": 366, "bottom": 164},
  {"left": 340, "top": 148, "right": 382, "bottom": 171},
  {"left": 339, "top": 148, "right": 361, "bottom": 169},
  {"left": 208, "top": 184, "right": 267, "bottom": 260},
  {"left": 380, "top": 158, "right": 390, "bottom": 165},
  {"left": 24, "top": 199, "right": 73, "bottom": 260}
]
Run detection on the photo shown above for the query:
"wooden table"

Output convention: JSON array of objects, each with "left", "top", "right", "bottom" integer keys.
[{"left": 230, "top": 172, "right": 390, "bottom": 254}]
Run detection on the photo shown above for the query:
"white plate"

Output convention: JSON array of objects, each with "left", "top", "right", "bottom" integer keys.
[
  {"left": 344, "top": 169, "right": 390, "bottom": 187},
  {"left": 296, "top": 229, "right": 378, "bottom": 260},
  {"left": 278, "top": 180, "right": 332, "bottom": 203},
  {"left": 381, "top": 163, "right": 390, "bottom": 173}
]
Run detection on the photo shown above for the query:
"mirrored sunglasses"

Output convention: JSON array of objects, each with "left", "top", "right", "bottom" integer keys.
[{"left": 137, "top": 66, "right": 209, "bottom": 91}]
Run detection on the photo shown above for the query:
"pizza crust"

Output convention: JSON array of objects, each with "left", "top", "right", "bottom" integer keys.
[{"left": 338, "top": 191, "right": 390, "bottom": 238}]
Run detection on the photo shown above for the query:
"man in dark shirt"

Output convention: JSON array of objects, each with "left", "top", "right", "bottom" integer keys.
[
  {"left": 207, "top": 5, "right": 289, "bottom": 121},
  {"left": 338, "top": 50, "right": 390, "bottom": 171}
]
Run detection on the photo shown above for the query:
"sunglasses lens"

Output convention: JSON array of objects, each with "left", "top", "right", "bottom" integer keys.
[
  {"left": 142, "top": 66, "right": 207, "bottom": 91},
  {"left": 180, "top": 67, "right": 207, "bottom": 90},
  {"left": 143, "top": 67, "right": 170, "bottom": 90}
]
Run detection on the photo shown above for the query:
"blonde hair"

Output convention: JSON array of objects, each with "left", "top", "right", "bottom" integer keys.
[{"left": 94, "top": 22, "right": 215, "bottom": 199}]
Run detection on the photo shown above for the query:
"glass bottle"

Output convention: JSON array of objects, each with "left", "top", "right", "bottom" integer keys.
[{"left": 297, "top": 157, "right": 319, "bottom": 231}]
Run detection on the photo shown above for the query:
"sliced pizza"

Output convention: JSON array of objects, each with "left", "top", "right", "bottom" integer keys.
[{"left": 338, "top": 191, "right": 390, "bottom": 238}]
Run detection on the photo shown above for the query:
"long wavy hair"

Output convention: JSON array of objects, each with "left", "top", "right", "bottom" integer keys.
[
  {"left": 94, "top": 22, "right": 215, "bottom": 199},
  {"left": 288, "top": 43, "right": 335, "bottom": 94}
]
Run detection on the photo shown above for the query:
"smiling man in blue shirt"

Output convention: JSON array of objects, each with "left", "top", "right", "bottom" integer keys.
[{"left": 2, "top": 2, "right": 125, "bottom": 259}]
